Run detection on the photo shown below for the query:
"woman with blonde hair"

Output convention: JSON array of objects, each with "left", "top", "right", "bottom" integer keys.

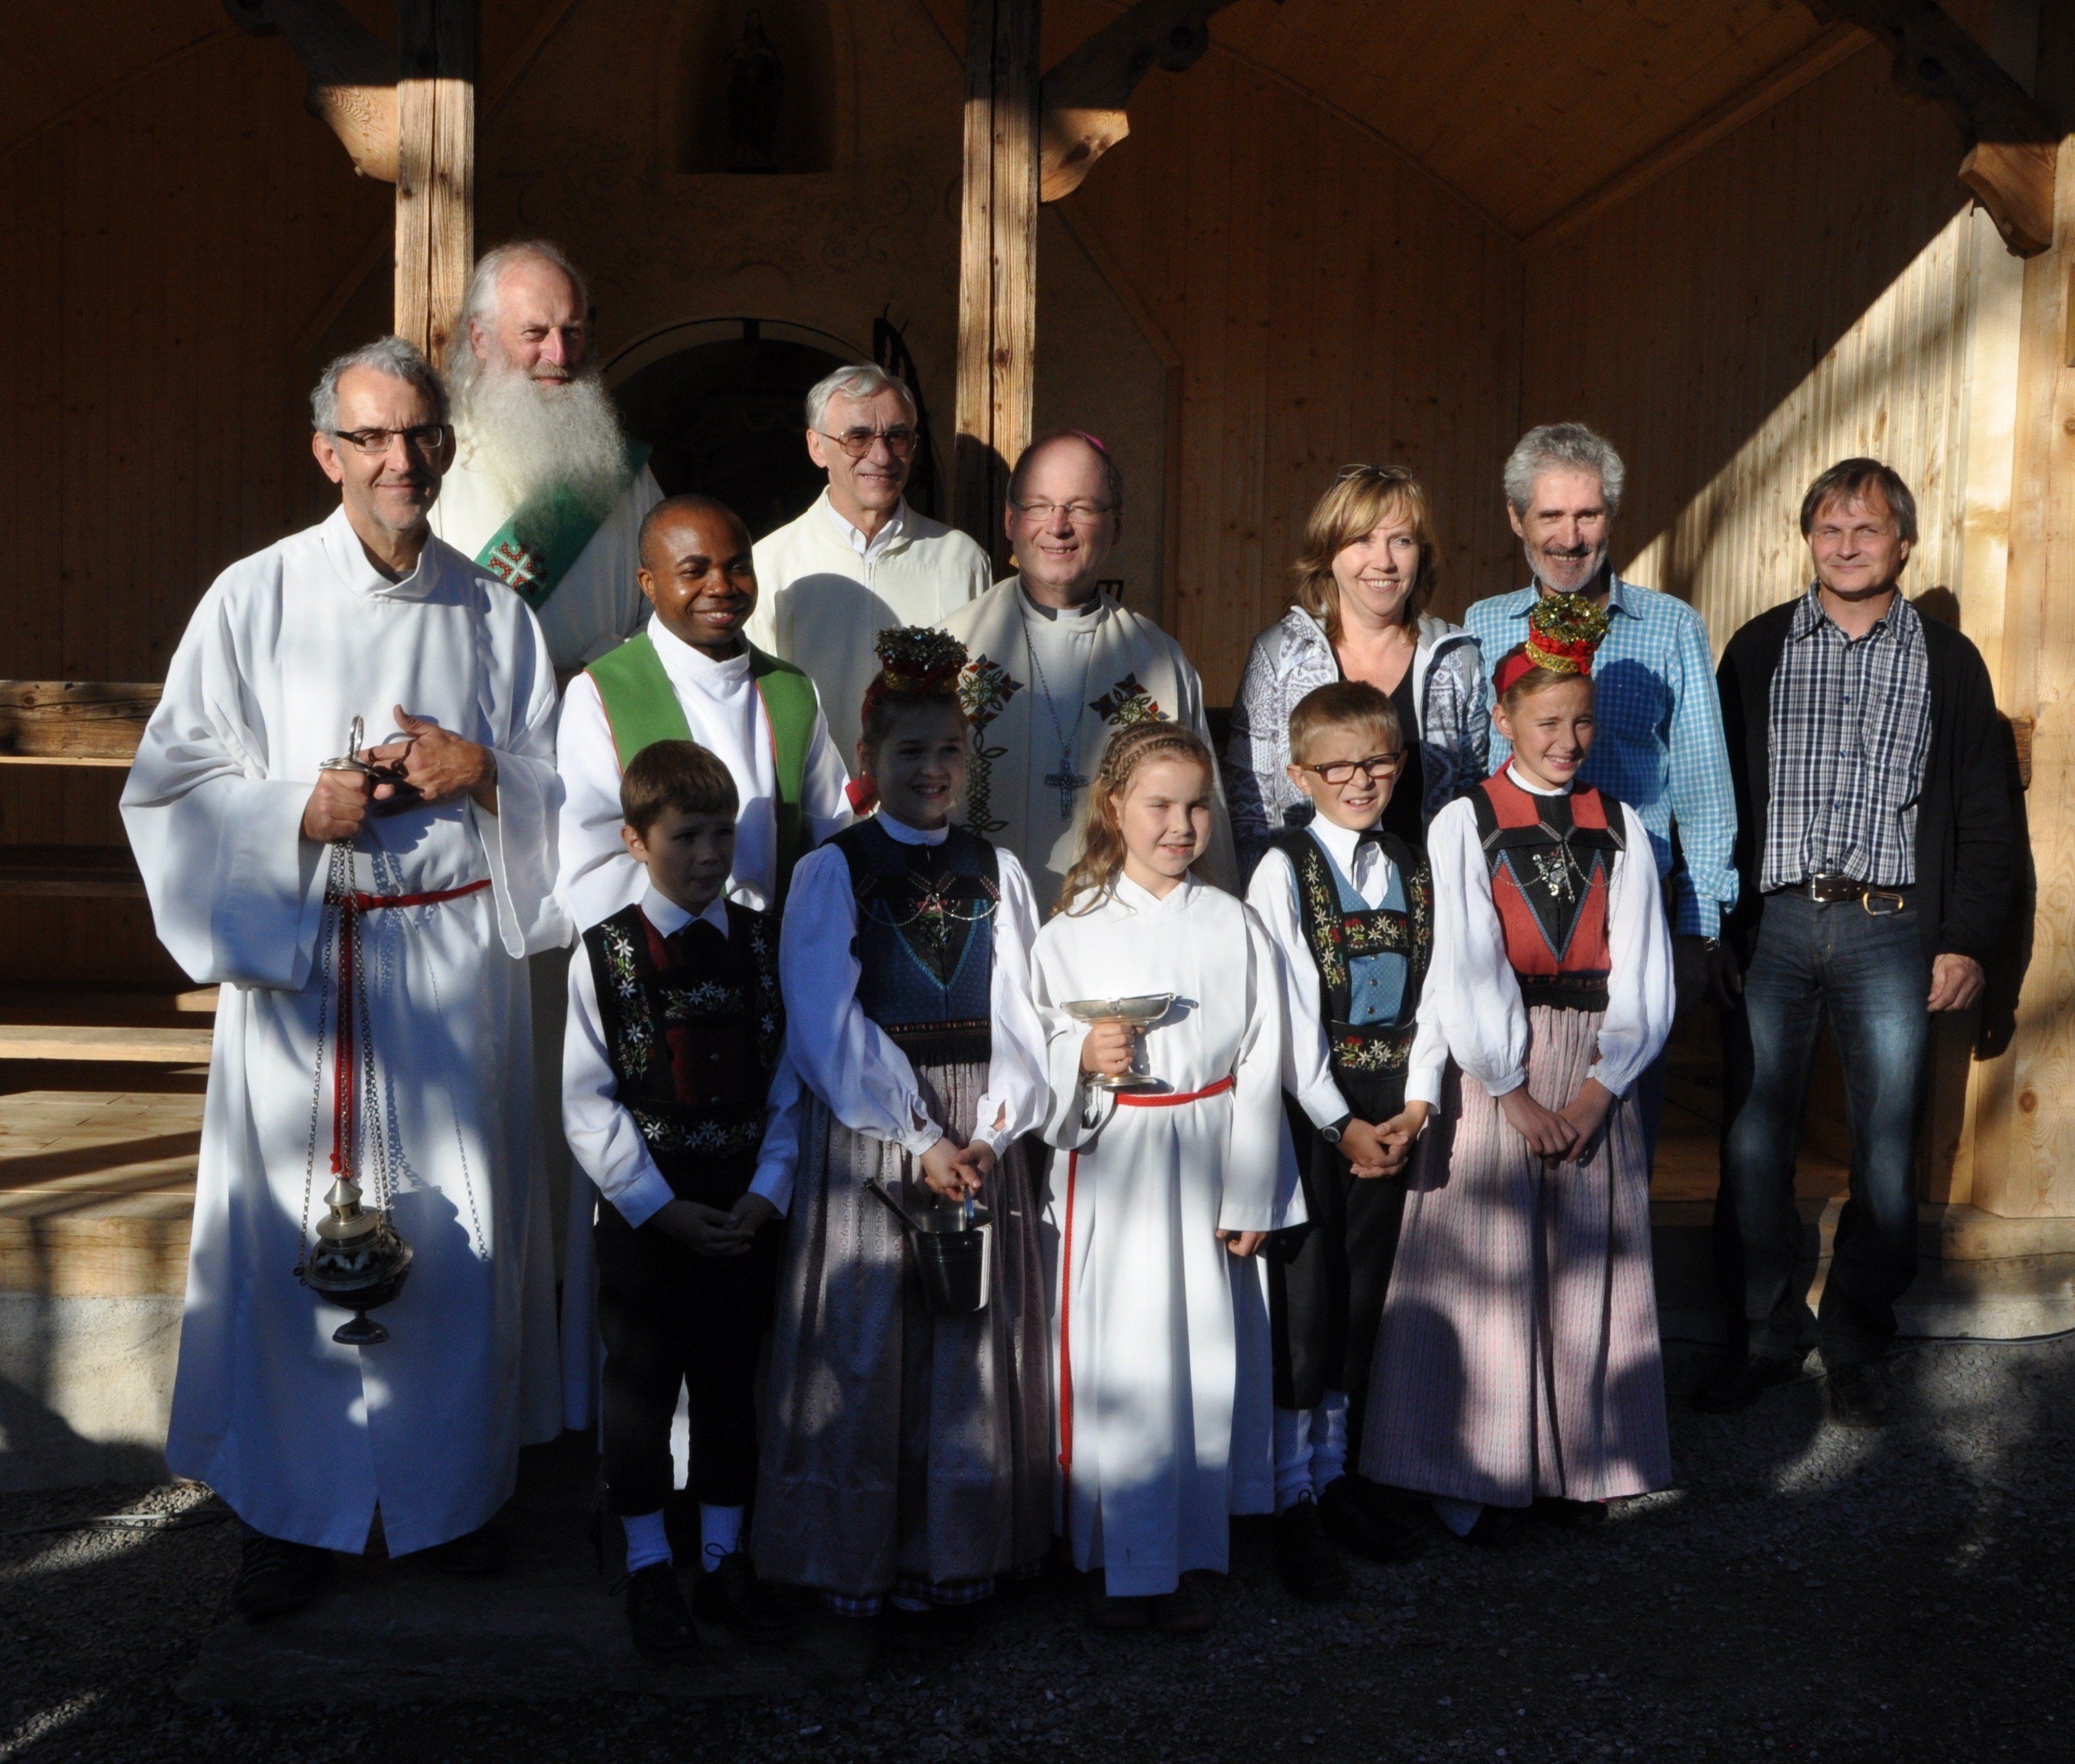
[{"left": 1227, "top": 465, "right": 1488, "bottom": 873}]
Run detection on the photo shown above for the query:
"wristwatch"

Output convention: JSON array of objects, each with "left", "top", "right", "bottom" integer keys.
[{"left": 1320, "top": 1114, "right": 1352, "bottom": 1147}]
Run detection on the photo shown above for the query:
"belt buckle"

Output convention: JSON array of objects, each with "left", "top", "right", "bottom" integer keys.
[
  {"left": 1862, "top": 890, "right": 1905, "bottom": 916},
  {"left": 1807, "top": 872, "right": 1853, "bottom": 904}
]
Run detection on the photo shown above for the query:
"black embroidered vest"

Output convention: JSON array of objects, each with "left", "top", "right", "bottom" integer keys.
[
  {"left": 582, "top": 900, "right": 785, "bottom": 1207},
  {"left": 833, "top": 820, "right": 999, "bottom": 1068},
  {"left": 1267, "top": 825, "right": 1432, "bottom": 1079}
]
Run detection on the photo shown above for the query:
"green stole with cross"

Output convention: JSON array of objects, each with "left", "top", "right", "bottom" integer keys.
[{"left": 475, "top": 442, "right": 652, "bottom": 612}]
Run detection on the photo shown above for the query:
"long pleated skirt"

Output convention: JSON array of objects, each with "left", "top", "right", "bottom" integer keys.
[
  {"left": 1360, "top": 1005, "right": 1672, "bottom": 1507},
  {"left": 752, "top": 1061, "right": 1054, "bottom": 1600}
]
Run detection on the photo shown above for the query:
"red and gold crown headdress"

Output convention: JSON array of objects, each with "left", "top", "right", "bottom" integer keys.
[
  {"left": 1492, "top": 592, "right": 1609, "bottom": 697},
  {"left": 860, "top": 626, "right": 968, "bottom": 715}
]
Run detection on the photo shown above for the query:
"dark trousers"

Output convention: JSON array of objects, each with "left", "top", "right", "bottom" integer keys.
[
  {"left": 595, "top": 1202, "right": 780, "bottom": 1516},
  {"left": 1268, "top": 1085, "right": 1409, "bottom": 1447},
  {"left": 1714, "top": 890, "right": 1932, "bottom": 1368}
]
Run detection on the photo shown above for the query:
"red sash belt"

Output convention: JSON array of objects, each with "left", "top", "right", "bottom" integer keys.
[
  {"left": 1116, "top": 1074, "right": 1236, "bottom": 1108},
  {"left": 327, "top": 877, "right": 491, "bottom": 1176}
]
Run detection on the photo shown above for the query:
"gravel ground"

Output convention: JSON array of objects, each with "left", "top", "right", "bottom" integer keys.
[{"left": 5, "top": 1337, "right": 2072, "bottom": 1763}]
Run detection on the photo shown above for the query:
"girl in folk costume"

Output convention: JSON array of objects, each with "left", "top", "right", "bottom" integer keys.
[
  {"left": 1362, "top": 594, "right": 1675, "bottom": 1539},
  {"left": 1033, "top": 722, "right": 1299, "bottom": 1634},
  {"left": 753, "top": 628, "right": 1054, "bottom": 1619}
]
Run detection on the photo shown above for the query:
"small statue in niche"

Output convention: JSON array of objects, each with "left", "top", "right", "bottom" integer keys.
[{"left": 726, "top": 9, "right": 785, "bottom": 172}]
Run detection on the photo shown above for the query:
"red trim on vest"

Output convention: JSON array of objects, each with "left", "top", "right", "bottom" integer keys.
[{"left": 1480, "top": 769, "right": 1608, "bottom": 831}]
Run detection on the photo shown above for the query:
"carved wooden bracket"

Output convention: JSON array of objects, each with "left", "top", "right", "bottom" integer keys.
[
  {"left": 223, "top": 0, "right": 398, "bottom": 183},
  {"left": 1804, "top": 0, "right": 2058, "bottom": 256},
  {"left": 1039, "top": 0, "right": 1251, "bottom": 202}
]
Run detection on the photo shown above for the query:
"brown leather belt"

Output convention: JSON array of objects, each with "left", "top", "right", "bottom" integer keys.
[{"left": 1788, "top": 873, "right": 1910, "bottom": 914}]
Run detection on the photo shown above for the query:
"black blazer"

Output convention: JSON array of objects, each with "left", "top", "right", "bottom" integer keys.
[{"left": 1716, "top": 597, "right": 2015, "bottom": 968}]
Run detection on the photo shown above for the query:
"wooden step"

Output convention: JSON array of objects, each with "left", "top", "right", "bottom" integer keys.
[
  {"left": 0, "top": 1023, "right": 213, "bottom": 1064},
  {"left": 0, "top": 680, "right": 160, "bottom": 765},
  {"left": 0, "top": 986, "right": 217, "bottom": 1026},
  {"left": 0, "top": 844, "right": 145, "bottom": 898}
]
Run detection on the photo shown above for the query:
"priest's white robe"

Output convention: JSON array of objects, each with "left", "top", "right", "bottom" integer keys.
[
  {"left": 748, "top": 492, "right": 993, "bottom": 771},
  {"left": 1031, "top": 876, "right": 1301, "bottom": 1597},
  {"left": 427, "top": 435, "right": 663, "bottom": 673},
  {"left": 941, "top": 578, "right": 1236, "bottom": 906},
  {"left": 120, "top": 508, "right": 573, "bottom": 1555}
]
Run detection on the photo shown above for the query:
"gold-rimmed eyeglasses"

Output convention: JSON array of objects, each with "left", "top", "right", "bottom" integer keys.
[
  {"left": 1010, "top": 499, "right": 1117, "bottom": 525},
  {"left": 1296, "top": 751, "right": 1405, "bottom": 785},
  {"left": 816, "top": 425, "right": 920, "bottom": 459}
]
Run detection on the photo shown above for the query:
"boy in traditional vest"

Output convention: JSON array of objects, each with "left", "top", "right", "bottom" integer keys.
[
  {"left": 562, "top": 739, "right": 803, "bottom": 1660},
  {"left": 556, "top": 493, "right": 853, "bottom": 931},
  {"left": 1244, "top": 681, "right": 1442, "bottom": 1600}
]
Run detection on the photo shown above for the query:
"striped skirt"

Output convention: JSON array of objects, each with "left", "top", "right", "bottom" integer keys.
[
  {"left": 751, "top": 1061, "right": 1054, "bottom": 1601},
  {"left": 1360, "top": 1005, "right": 1672, "bottom": 1507}
]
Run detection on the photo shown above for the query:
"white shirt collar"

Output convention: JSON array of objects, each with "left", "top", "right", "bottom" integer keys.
[
  {"left": 1506, "top": 763, "right": 1569, "bottom": 798},
  {"left": 821, "top": 490, "right": 907, "bottom": 561},
  {"left": 647, "top": 616, "right": 752, "bottom": 697},
  {"left": 640, "top": 884, "right": 730, "bottom": 940},
  {"left": 320, "top": 504, "right": 444, "bottom": 602},
  {"left": 1016, "top": 577, "right": 1105, "bottom": 627},
  {"left": 875, "top": 811, "right": 949, "bottom": 847},
  {"left": 1307, "top": 813, "right": 1385, "bottom": 877},
  {"left": 1113, "top": 870, "right": 1194, "bottom": 914}
]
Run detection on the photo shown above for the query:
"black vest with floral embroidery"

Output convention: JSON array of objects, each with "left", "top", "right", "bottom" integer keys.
[{"left": 582, "top": 900, "right": 785, "bottom": 1207}]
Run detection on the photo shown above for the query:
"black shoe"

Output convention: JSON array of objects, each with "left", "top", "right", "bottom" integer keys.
[
  {"left": 1825, "top": 1361, "right": 1892, "bottom": 1429},
  {"left": 1462, "top": 1507, "right": 1523, "bottom": 1550},
  {"left": 626, "top": 1561, "right": 700, "bottom": 1661},
  {"left": 1691, "top": 1350, "right": 1803, "bottom": 1414},
  {"left": 420, "top": 1518, "right": 509, "bottom": 1577},
  {"left": 231, "top": 1532, "right": 332, "bottom": 1621},
  {"left": 1317, "top": 1475, "right": 1425, "bottom": 1564},
  {"left": 691, "top": 1550, "right": 794, "bottom": 1642},
  {"left": 1274, "top": 1498, "right": 1348, "bottom": 1602}
]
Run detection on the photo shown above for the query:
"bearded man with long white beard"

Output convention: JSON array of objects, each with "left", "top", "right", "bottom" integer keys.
[{"left": 431, "top": 239, "right": 664, "bottom": 678}]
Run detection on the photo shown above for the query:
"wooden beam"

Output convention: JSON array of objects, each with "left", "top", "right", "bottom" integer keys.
[
  {"left": 1805, "top": 1, "right": 2059, "bottom": 256},
  {"left": 1527, "top": 26, "right": 1871, "bottom": 254},
  {"left": 954, "top": 0, "right": 1041, "bottom": 566},
  {"left": 222, "top": 0, "right": 397, "bottom": 182},
  {"left": 0, "top": 682, "right": 160, "bottom": 765},
  {"left": 393, "top": 0, "right": 476, "bottom": 363},
  {"left": 1038, "top": 0, "right": 1241, "bottom": 203}
]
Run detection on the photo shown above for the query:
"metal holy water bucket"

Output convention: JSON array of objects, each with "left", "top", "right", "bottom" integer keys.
[{"left": 867, "top": 1180, "right": 993, "bottom": 1315}]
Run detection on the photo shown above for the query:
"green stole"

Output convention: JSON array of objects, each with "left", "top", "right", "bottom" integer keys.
[
  {"left": 586, "top": 633, "right": 821, "bottom": 905},
  {"left": 475, "top": 442, "right": 652, "bottom": 612}
]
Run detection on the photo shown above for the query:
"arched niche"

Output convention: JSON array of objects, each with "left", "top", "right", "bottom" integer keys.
[{"left": 676, "top": 0, "right": 840, "bottom": 174}]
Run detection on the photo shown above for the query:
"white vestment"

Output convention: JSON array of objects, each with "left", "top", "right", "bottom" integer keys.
[
  {"left": 554, "top": 619, "right": 853, "bottom": 931},
  {"left": 942, "top": 578, "right": 1236, "bottom": 904},
  {"left": 1031, "top": 876, "right": 1300, "bottom": 1597},
  {"left": 121, "top": 509, "right": 573, "bottom": 1555},
  {"left": 748, "top": 492, "right": 993, "bottom": 771},
  {"left": 428, "top": 436, "right": 664, "bottom": 673}
]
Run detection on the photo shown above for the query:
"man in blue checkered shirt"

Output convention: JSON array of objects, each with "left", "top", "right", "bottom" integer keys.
[{"left": 1467, "top": 426, "right": 1738, "bottom": 1128}]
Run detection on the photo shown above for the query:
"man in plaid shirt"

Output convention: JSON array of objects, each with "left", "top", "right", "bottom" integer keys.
[
  {"left": 1467, "top": 424, "right": 1738, "bottom": 1145},
  {"left": 1703, "top": 460, "right": 2014, "bottom": 1428}
]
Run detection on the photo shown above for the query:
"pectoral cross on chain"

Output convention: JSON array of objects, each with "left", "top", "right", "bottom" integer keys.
[{"left": 1045, "top": 760, "right": 1089, "bottom": 818}]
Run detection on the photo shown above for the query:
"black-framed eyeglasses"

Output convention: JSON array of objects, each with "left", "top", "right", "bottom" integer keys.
[
  {"left": 816, "top": 425, "right": 919, "bottom": 459},
  {"left": 327, "top": 424, "right": 451, "bottom": 458},
  {"left": 1297, "top": 751, "right": 1405, "bottom": 785}
]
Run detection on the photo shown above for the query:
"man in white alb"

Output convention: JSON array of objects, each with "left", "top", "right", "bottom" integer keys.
[
  {"left": 942, "top": 429, "right": 1233, "bottom": 901},
  {"left": 122, "top": 338, "right": 571, "bottom": 1621},
  {"left": 429, "top": 238, "right": 664, "bottom": 677},
  {"left": 747, "top": 363, "right": 993, "bottom": 769}
]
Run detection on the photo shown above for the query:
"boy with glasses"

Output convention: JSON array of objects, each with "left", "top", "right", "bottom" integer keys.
[
  {"left": 1244, "top": 681, "right": 1439, "bottom": 1600},
  {"left": 749, "top": 364, "right": 992, "bottom": 772}
]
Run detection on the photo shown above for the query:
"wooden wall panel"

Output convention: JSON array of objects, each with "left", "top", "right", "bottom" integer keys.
[
  {"left": 0, "top": 5, "right": 392, "bottom": 988},
  {"left": 1520, "top": 43, "right": 1991, "bottom": 654},
  {"left": 1058, "top": 19, "right": 1524, "bottom": 702}
]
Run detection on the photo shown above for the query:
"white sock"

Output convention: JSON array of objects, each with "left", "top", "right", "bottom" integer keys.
[
  {"left": 1273, "top": 1407, "right": 1314, "bottom": 1512},
  {"left": 622, "top": 1508, "right": 672, "bottom": 1573},
  {"left": 1433, "top": 1497, "right": 1483, "bottom": 1537},
  {"left": 1309, "top": 1390, "right": 1349, "bottom": 1493},
  {"left": 699, "top": 1503, "right": 744, "bottom": 1569}
]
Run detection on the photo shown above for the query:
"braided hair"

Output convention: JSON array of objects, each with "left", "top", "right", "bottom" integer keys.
[{"left": 1056, "top": 719, "right": 1217, "bottom": 916}]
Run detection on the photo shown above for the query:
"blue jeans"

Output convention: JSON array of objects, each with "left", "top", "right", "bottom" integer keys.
[{"left": 1714, "top": 889, "right": 1932, "bottom": 1367}]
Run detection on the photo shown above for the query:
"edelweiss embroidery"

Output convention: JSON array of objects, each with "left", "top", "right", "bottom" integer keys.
[{"left": 600, "top": 920, "right": 659, "bottom": 1077}]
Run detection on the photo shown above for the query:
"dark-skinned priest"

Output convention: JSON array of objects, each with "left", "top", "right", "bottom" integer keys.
[{"left": 121, "top": 337, "right": 573, "bottom": 1621}]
